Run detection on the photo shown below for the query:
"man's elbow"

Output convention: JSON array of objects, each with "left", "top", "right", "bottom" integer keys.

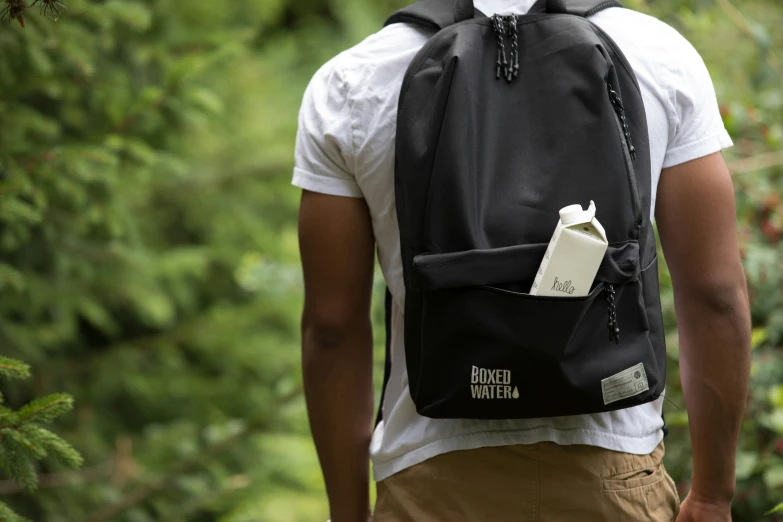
[
  {"left": 301, "top": 308, "right": 371, "bottom": 354},
  {"left": 678, "top": 274, "right": 750, "bottom": 324}
]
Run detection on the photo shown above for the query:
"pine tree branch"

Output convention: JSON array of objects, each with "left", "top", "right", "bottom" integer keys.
[
  {"left": 0, "top": 461, "right": 113, "bottom": 495},
  {"left": 16, "top": 395, "right": 72, "bottom": 424},
  {"left": 0, "top": 435, "right": 133, "bottom": 495},
  {"left": 0, "top": 396, "right": 72, "bottom": 431},
  {"left": 112, "top": 89, "right": 173, "bottom": 134},
  {"left": 0, "top": 357, "right": 31, "bottom": 381},
  {"left": 75, "top": 315, "right": 208, "bottom": 375},
  {"left": 0, "top": 181, "right": 21, "bottom": 197},
  {"left": 84, "top": 388, "right": 302, "bottom": 522},
  {"left": 166, "top": 474, "right": 250, "bottom": 522}
]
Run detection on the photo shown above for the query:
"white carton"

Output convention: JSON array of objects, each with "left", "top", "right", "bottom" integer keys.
[{"left": 529, "top": 201, "right": 608, "bottom": 297}]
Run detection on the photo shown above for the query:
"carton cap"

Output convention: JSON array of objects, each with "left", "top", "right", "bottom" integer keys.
[{"left": 559, "top": 200, "right": 596, "bottom": 225}]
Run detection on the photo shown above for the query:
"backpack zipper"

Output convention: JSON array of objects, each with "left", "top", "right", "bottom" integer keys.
[
  {"left": 606, "top": 83, "right": 645, "bottom": 345},
  {"left": 607, "top": 81, "right": 643, "bottom": 236}
]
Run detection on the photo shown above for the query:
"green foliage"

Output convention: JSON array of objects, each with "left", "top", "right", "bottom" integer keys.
[
  {"left": 0, "top": 0, "right": 781, "bottom": 520},
  {"left": 0, "top": 357, "right": 81, "bottom": 521},
  {"left": 639, "top": 1, "right": 783, "bottom": 519},
  {"left": 0, "top": 502, "right": 30, "bottom": 522},
  {"left": 0, "top": 357, "right": 30, "bottom": 381},
  {"left": 0, "top": 0, "right": 365, "bottom": 519}
]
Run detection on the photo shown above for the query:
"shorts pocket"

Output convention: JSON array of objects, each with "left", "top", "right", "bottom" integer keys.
[
  {"left": 603, "top": 464, "right": 665, "bottom": 491},
  {"left": 602, "top": 464, "right": 680, "bottom": 522}
]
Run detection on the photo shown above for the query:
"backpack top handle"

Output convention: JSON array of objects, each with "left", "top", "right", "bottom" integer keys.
[
  {"left": 385, "top": 0, "right": 478, "bottom": 30},
  {"left": 530, "top": 0, "right": 623, "bottom": 16},
  {"left": 454, "top": 0, "right": 475, "bottom": 22}
]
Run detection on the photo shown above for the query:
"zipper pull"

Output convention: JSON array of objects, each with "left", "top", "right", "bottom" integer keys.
[
  {"left": 607, "top": 83, "right": 638, "bottom": 162},
  {"left": 606, "top": 284, "right": 620, "bottom": 344}
]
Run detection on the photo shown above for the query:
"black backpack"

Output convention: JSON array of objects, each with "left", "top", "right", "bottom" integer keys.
[{"left": 381, "top": 0, "right": 667, "bottom": 421}]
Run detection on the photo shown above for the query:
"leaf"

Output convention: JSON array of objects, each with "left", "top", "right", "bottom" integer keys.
[
  {"left": 0, "top": 501, "right": 32, "bottom": 522},
  {"left": 139, "top": 86, "right": 165, "bottom": 105},
  {"left": 123, "top": 139, "right": 159, "bottom": 165},
  {"left": 0, "top": 357, "right": 31, "bottom": 381},
  {"left": 75, "top": 297, "right": 119, "bottom": 336},
  {"left": 767, "top": 501, "right": 783, "bottom": 515},
  {"left": 166, "top": 41, "right": 245, "bottom": 88},
  {"left": 736, "top": 451, "right": 759, "bottom": 480},
  {"left": 763, "top": 465, "right": 783, "bottom": 490},
  {"left": 761, "top": 409, "right": 783, "bottom": 434},
  {"left": 16, "top": 394, "right": 75, "bottom": 424},
  {"left": 0, "top": 199, "right": 43, "bottom": 225},
  {"left": 0, "top": 263, "right": 25, "bottom": 292},
  {"left": 664, "top": 410, "right": 689, "bottom": 427},
  {"left": 167, "top": 55, "right": 209, "bottom": 88},
  {"left": 769, "top": 386, "right": 783, "bottom": 408},
  {"left": 26, "top": 44, "right": 53, "bottom": 75},
  {"left": 752, "top": 326, "right": 768, "bottom": 349},
  {"left": 185, "top": 87, "right": 224, "bottom": 115},
  {"left": 104, "top": 0, "right": 153, "bottom": 31}
]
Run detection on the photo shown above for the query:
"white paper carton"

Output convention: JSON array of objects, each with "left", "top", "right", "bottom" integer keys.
[{"left": 529, "top": 201, "right": 608, "bottom": 297}]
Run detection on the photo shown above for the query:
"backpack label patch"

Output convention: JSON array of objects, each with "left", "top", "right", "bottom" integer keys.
[
  {"left": 470, "top": 366, "right": 519, "bottom": 399},
  {"left": 601, "top": 363, "right": 649, "bottom": 405}
]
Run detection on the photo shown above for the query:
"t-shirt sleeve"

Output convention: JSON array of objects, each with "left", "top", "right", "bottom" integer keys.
[
  {"left": 663, "top": 34, "right": 733, "bottom": 168},
  {"left": 292, "top": 60, "right": 363, "bottom": 198}
]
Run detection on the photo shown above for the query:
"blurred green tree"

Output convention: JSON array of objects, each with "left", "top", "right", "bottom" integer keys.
[{"left": 0, "top": 0, "right": 335, "bottom": 519}]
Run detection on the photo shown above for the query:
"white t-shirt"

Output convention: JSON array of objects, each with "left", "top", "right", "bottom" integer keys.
[{"left": 293, "top": 0, "right": 733, "bottom": 482}]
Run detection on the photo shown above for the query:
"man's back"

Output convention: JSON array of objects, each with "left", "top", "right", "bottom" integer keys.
[
  {"left": 295, "top": 0, "right": 731, "bottom": 478},
  {"left": 295, "top": 2, "right": 748, "bottom": 521}
]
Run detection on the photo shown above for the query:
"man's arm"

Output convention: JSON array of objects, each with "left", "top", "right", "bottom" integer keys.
[
  {"left": 656, "top": 152, "right": 751, "bottom": 514},
  {"left": 299, "top": 190, "right": 375, "bottom": 522}
]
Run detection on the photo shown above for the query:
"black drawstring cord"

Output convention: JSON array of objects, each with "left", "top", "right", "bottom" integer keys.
[
  {"left": 491, "top": 14, "right": 508, "bottom": 80},
  {"left": 492, "top": 15, "right": 519, "bottom": 83},
  {"left": 606, "top": 284, "right": 620, "bottom": 344},
  {"left": 508, "top": 15, "right": 519, "bottom": 81}
]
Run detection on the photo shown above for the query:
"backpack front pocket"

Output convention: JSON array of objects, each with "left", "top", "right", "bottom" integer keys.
[
  {"left": 408, "top": 243, "right": 661, "bottom": 419},
  {"left": 435, "top": 282, "right": 607, "bottom": 360}
]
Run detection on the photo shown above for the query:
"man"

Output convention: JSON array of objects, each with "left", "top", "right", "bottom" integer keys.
[{"left": 294, "top": 0, "right": 751, "bottom": 520}]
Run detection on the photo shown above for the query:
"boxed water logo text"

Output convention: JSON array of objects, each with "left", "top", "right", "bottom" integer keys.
[{"left": 471, "top": 366, "right": 519, "bottom": 399}]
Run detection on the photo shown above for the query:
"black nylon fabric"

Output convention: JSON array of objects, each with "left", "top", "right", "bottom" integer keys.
[
  {"left": 541, "top": 0, "right": 623, "bottom": 16},
  {"left": 411, "top": 241, "right": 641, "bottom": 291},
  {"left": 387, "top": 3, "right": 666, "bottom": 420},
  {"left": 384, "top": 0, "right": 480, "bottom": 29}
]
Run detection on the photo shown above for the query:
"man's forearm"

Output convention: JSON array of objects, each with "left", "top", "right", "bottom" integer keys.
[
  {"left": 302, "top": 321, "right": 374, "bottom": 522},
  {"left": 675, "top": 282, "right": 751, "bottom": 503}
]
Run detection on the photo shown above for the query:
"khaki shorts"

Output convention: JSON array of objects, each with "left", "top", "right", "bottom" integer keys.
[{"left": 374, "top": 441, "right": 680, "bottom": 522}]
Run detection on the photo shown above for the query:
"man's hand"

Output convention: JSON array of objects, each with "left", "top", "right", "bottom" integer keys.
[
  {"left": 657, "top": 152, "right": 751, "bottom": 507},
  {"left": 299, "top": 190, "right": 376, "bottom": 522},
  {"left": 676, "top": 494, "right": 732, "bottom": 522}
]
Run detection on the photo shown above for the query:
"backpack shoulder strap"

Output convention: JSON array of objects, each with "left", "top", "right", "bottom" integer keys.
[
  {"left": 385, "top": 0, "right": 483, "bottom": 30},
  {"left": 529, "top": 0, "right": 623, "bottom": 16}
]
